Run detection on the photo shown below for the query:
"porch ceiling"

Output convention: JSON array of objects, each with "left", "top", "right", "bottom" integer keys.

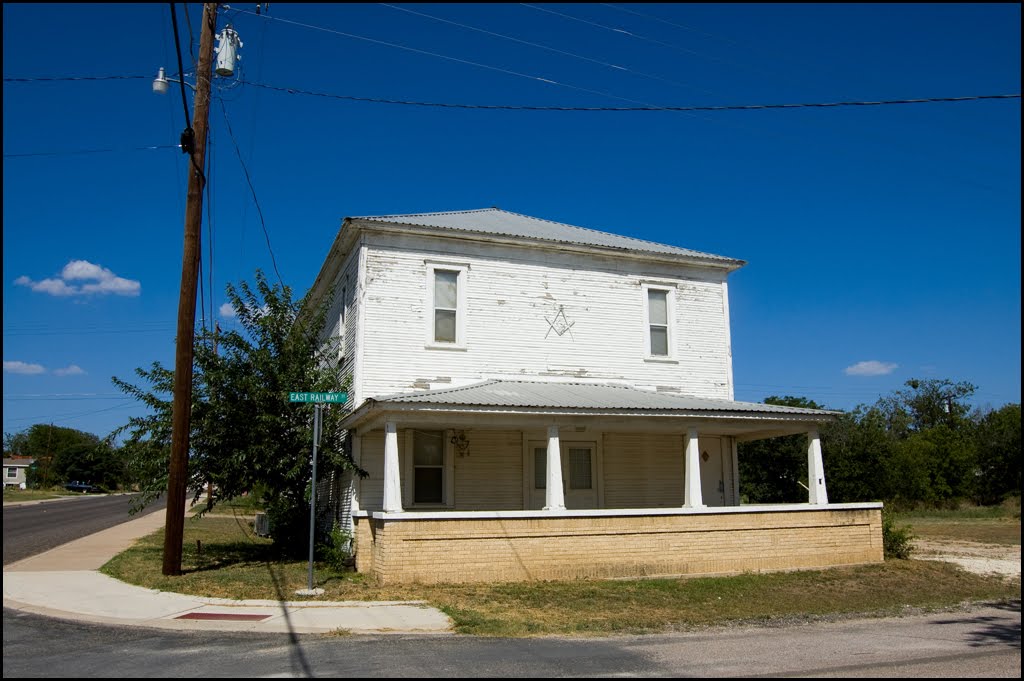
[{"left": 342, "top": 380, "right": 838, "bottom": 439}]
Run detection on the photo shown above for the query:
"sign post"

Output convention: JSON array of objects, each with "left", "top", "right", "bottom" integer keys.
[{"left": 289, "top": 391, "right": 346, "bottom": 595}]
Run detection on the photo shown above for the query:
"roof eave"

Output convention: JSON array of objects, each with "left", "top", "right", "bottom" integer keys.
[
  {"left": 340, "top": 399, "right": 837, "bottom": 431},
  {"left": 346, "top": 219, "right": 746, "bottom": 272}
]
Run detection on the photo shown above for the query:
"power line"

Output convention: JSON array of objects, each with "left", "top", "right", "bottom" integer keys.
[
  {"left": 238, "top": 79, "right": 1020, "bottom": 112},
  {"left": 520, "top": 3, "right": 784, "bottom": 80},
  {"left": 378, "top": 3, "right": 713, "bottom": 96},
  {"left": 2, "top": 75, "right": 148, "bottom": 83},
  {"left": 217, "top": 96, "right": 285, "bottom": 289},
  {"left": 7, "top": 74, "right": 1017, "bottom": 112},
  {"left": 3, "top": 144, "right": 180, "bottom": 159},
  {"left": 168, "top": 3, "right": 193, "bottom": 132},
  {"left": 236, "top": 8, "right": 664, "bottom": 109}
]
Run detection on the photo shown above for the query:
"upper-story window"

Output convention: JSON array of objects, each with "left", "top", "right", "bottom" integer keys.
[
  {"left": 643, "top": 284, "right": 674, "bottom": 359},
  {"left": 426, "top": 263, "right": 468, "bottom": 348}
]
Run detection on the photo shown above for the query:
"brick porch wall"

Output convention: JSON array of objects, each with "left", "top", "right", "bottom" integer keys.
[{"left": 352, "top": 506, "right": 883, "bottom": 584}]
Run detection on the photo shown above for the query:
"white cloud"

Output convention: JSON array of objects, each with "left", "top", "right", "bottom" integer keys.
[
  {"left": 15, "top": 275, "right": 78, "bottom": 296},
  {"left": 219, "top": 302, "right": 237, "bottom": 318},
  {"left": 4, "top": 360, "right": 46, "bottom": 375},
  {"left": 14, "top": 260, "right": 140, "bottom": 297},
  {"left": 54, "top": 364, "right": 86, "bottom": 376},
  {"left": 844, "top": 360, "right": 899, "bottom": 377}
]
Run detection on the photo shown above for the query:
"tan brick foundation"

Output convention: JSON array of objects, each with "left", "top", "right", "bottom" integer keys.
[{"left": 352, "top": 505, "right": 883, "bottom": 584}]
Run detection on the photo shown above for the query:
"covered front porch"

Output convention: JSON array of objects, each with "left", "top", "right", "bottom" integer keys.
[{"left": 340, "top": 380, "right": 883, "bottom": 584}]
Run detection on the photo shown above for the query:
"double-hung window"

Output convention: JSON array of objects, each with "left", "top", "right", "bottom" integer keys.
[
  {"left": 406, "top": 429, "right": 453, "bottom": 506},
  {"left": 426, "top": 263, "right": 467, "bottom": 348},
  {"left": 643, "top": 284, "right": 674, "bottom": 359}
]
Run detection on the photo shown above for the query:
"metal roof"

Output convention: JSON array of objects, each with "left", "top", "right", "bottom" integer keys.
[
  {"left": 365, "top": 380, "right": 837, "bottom": 417},
  {"left": 350, "top": 208, "right": 744, "bottom": 267}
]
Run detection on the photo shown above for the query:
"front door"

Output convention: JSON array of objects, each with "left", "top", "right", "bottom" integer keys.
[
  {"left": 699, "top": 437, "right": 727, "bottom": 507},
  {"left": 529, "top": 441, "right": 598, "bottom": 509}
]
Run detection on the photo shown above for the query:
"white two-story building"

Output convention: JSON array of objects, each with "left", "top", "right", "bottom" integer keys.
[{"left": 307, "top": 208, "right": 882, "bottom": 584}]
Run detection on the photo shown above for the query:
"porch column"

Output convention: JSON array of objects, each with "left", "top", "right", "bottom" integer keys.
[
  {"left": 383, "top": 421, "right": 404, "bottom": 513},
  {"left": 543, "top": 425, "right": 565, "bottom": 511},
  {"left": 683, "top": 427, "right": 705, "bottom": 508},
  {"left": 807, "top": 427, "right": 829, "bottom": 505}
]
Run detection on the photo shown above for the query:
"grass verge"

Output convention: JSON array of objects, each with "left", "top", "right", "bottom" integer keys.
[
  {"left": 101, "top": 514, "right": 1020, "bottom": 637},
  {"left": 2, "top": 488, "right": 71, "bottom": 503},
  {"left": 894, "top": 499, "right": 1021, "bottom": 545}
]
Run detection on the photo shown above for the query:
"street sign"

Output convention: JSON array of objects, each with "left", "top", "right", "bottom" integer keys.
[{"left": 288, "top": 392, "right": 348, "bottom": 403}]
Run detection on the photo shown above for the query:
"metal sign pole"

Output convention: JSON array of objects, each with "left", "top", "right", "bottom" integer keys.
[{"left": 306, "top": 403, "right": 321, "bottom": 592}]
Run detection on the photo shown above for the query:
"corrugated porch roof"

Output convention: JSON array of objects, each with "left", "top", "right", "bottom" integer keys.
[{"left": 341, "top": 380, "right": 839, "bottom": 432}]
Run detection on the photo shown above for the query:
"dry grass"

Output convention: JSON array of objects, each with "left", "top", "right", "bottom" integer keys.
[
  {"left": 895, "top": 501, "right": 1021, "bottom": 545},
  {"left": 101, "top": 514, "right": 1021, "bottom": 636}
]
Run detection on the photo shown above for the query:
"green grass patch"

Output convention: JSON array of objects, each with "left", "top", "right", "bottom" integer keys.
[
  {"left": 197, "top": 494, "right": 266, "bottom": 516},
  {"left": 2, "top": 487, "right": 71, "bottom": 503},
  {"left": 101, "top": 513, "right": 1020, "bottom": 637},
  {"left": 894, "top": 502, "right": 1021, "bottom": 545}
]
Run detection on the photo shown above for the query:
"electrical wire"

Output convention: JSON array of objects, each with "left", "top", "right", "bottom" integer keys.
[
  {"left": 168, "top": 3, "right": 192, "bottom": 132},
  {"left": 378, "top": 3, "right": 713, "bottom": 96},
  {"left": 217, "top": 96, "right": 285, "bottom": 289},
  {"left": 235, "top": 8, "right": 665, "bottom": 109},
  {"left": 6, "top": 74, "right": 1017, "bottom": 112},
  {"left": 520, "top": 3, "right": 778, "bottom": 79},
  {"left": 3, "top": 144, "right": 180, "bottom": 158},
  {"left": 237, "top": 79, "right": 1020, "bottom": 112},
  {"left": 1, "top": 75, "right": 148, "bottom": 82}
]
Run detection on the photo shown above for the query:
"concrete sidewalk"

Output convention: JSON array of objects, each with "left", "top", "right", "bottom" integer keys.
[{"left": 2, "top": 502, "right": 452, "bottom": 635}]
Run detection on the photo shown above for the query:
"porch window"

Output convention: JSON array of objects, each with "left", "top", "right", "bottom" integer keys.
[
  {"left": 533, "top": 447, "right": 593, "bottom": 490},
  {"left": 426, "top": 263, "right": 468, "bottom": 347},
  {"left": 412, "top": 430, "right": 445, "bottom": 504},
  {"left": 567, "top": 448, "right": 592, "bottom": 489},
  {"left": 533, "top": 447, "right": 546, "bottom": 489},
  {"left": 643, "top": 285, "right": 673, "bottom": 358}
]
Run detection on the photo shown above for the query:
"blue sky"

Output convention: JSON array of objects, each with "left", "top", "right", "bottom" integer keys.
[{"left": 3, "top": 3, "right": 1020, "bottom": 442}]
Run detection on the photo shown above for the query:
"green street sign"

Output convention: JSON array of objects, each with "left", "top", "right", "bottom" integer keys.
[{"left": 289, "top": 392, "right": 348, "bottom": 403}]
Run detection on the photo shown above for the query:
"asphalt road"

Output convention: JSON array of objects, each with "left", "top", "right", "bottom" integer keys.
[
  {"left": 3, "top": 493, "right": 165, "bottom": 565},
  {"left": 3, "top": 602, "right": 1020, "bottom": 677}
]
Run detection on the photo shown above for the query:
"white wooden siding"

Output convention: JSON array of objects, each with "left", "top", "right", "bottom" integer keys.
[
  {"left": 453, "top": 430, "right": 523, "bottom": 510},
  {"left": 602, "top": 433, "right": 685, "bottom": 508},
  {"left": 357, "top": 429, "right": 401, "bottom": 512},
  {"left": 357, "top": 233, "right": 732, "bottom": 402},
  {"left": 320, "top": 244, "right": 361, "bottom": 404}
]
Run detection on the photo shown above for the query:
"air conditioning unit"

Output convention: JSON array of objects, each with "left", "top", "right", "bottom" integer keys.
[{"left": 254, "top": 512, "right": 270, "bottom": 537}]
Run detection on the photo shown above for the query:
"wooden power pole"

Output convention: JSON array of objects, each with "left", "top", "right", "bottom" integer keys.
[{"left": 163, "top": 2, "right": 218, "bottom": 576}]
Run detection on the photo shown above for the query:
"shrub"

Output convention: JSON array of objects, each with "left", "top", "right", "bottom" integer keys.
[
  {"left": 882, "top": 509, "right": 915, "bottom": 559},
  {"left": 317, "top": 523, "right": 354, "bottom": 571}
]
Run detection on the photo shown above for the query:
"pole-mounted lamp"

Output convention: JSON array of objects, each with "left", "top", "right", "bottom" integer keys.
[{"left": 152, "top": 66, "right": 197, "bottom": 94}]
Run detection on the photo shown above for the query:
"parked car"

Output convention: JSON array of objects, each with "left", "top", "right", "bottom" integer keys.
[{"left": 64, "top": 481, "right": 99, "bottom": 493}]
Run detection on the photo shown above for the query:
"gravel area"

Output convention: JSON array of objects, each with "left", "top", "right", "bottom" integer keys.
[{"left": 913, "top": 539, "right": 1021, "bottom": 580}]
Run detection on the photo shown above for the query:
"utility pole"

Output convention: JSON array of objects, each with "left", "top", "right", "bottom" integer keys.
[{"left": 163, "top": 2, "right": 218, "bottom": 576}]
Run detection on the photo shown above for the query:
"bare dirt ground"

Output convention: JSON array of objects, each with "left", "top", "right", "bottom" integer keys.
[{"left": 913, "top": 538, "right": 1021, "bottom": 580}]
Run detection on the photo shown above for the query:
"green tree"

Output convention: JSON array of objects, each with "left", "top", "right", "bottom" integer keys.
[
  {"left": 739, "top": 396, "right": 824, "bottom": 503},
  {"left": 820, "top": 405, "right": 891, "bottom": 503},
  {"left": 3, "top": 424, "right": 120, "bottom": 489},
  {"left": 112, "top": 271, "right": 361, "bottom": 555},
  {"left": 972, "top": 403, "right": 1021, "bottom": 505}
]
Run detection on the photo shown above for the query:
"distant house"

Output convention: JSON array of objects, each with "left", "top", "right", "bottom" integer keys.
[
  {"left": 3, "top": 458, "right": 35, "bottom": 490},
  {"left": 306, "top": 208, "right": 883, "bottom": 584}
]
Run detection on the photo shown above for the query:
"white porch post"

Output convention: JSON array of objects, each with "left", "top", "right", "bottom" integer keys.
[
  {"left": 543, "top": 425, "right": 565, "bottom": 511},
  {"left": 683, "top": 426, "right": 705, "bottom": 508},
  {"left": 383, "top": 421, "right": 403, "bottom": 513},
  {"left": 807, "top": 427, "right": 829, "bottom": 505}
]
